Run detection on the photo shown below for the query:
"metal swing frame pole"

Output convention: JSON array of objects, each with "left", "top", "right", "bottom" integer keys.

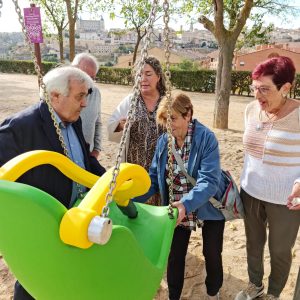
[{"left": 30, "top": 3, "right": 42, "bottom": 79}]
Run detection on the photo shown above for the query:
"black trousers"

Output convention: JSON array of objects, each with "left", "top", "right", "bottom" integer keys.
[
  {"left": 167, "top": 220, "right": 225, "bottom": 300},
  {"left": 14, "top": 281, "right": 34, "bottom": 300}
]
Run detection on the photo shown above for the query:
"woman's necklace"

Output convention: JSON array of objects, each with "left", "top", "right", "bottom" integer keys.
[
  {"left": 256, "top": 110, "right": 264, "bottom": 131},
  {"left": 256, "top": 99, "right": 287, "bottom": 131}
]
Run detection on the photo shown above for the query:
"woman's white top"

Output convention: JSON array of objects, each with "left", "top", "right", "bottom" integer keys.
[{"left": 241, "top": 100, "right": 300, "bottom": 205}]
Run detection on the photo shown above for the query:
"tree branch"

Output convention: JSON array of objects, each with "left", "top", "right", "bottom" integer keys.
[
  {"left": 214, "top": 0, "right": 224, "bottom": 29},
  {"left": 73, "top": 0, "right": 79, "bottom": 21},
  {"left": 232, "top": 0, "right": 254, "bottom": 40},
  {"left": 198, "top": 15, "right": 215, "bottom": 34},
  {"left": 213, "top": 0, "right": 227, "bottom": 41}
]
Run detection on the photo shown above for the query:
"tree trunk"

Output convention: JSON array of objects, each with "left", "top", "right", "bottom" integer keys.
[
  {"left": 65, "top": 0, "right": 76, "bottom": 61},
  {"left": 68, "top": 19, "right": 76, "bottom": 61},
  {"left": 58, "top": 30, "right": 64, "bottom": 62},
  {"left": 133, "top": 34, "right": 142, "bottom": 65},
  {"left": 213, "top": 41, "right": 235, "bottom": 129}
]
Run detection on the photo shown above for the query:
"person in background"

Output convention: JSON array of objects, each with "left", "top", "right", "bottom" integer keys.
[
  {"left": 134, "top": 93, "right": 225, "bottom": 300},
  {"left": 0, "top": 66, "right": 106, "bottom": 300},
  {"left": 107, "top": 56, "right": 166, "bottom": 205},
  {"left": 72, "top": 53, "right": 102, "bottom": 159},
  {"left": 235, "top": 56, "right": 300, "bottom": 300}
]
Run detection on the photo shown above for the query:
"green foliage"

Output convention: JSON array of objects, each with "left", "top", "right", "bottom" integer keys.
[
  {"left": 236, "top": 14, "right": 274, "bottom": 50},
  {"left": 231, "top": 71, "right": 252, "bottom": 96},
  {"left": 42, "top": 54, "right": 59, "bottom": 63},
  {"left": 97, "top": 67, "right": 133, "bottom": 85},
  {"left": 293, "top": 74, "right": 300, "bottom": 99},
  {"left": 34, "top": 0, "right": 69, "bottom": 58},
  {"left": 104, "top": 62, "right": 114, "bottom": 67},
  {"left": 106, "top": 0, "right": 159, "bottom": 32},
  {"left": 173, "top": 59, "right": 199, "bottom": 71},
  {"left": 0, "top": 60, "right": 56, "bottom": 75},
  {"left": 119, "top": 0, "right": 152, "bottom": 29},
  {"left": 175, "top": 0, "right": 300, "bottom": 49},
  {"left": 170, "top": 69, "right": 216, "bottom": 92},
  {"left": 107, "top": 0, "right": 165, "bottom": 63},
  {"left": 1, "top": 60, "right": 299, "bottom": 98},
  {"left": 117, "top": 44, "right": 134, "bottom": 54},
  {"left": 174, "top": 0, "right": 300, "bottom": 128}
]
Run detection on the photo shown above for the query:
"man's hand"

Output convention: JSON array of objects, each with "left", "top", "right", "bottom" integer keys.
[
  {"left": 171, "top": 201, "right": 186, "bottom": 226},
  {"left": 287, "top": 182, "right": 300, "bottom": 210}
]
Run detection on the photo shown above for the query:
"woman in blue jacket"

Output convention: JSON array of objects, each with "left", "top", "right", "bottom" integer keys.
[{"left": 135, "top": 93, "right": 225, "bottom": 300}]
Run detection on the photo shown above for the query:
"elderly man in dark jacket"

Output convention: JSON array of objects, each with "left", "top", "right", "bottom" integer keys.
[{"left": 0, "top": 66, "right": 106, "bottom": 299}]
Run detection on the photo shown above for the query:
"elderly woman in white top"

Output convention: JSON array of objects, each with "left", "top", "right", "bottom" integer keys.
[
  {"left": 107, "top": 56, "right": 166, "bottom": 205},
  {"left": 235, "top": 56, "right": 300, "bottom": 300}
]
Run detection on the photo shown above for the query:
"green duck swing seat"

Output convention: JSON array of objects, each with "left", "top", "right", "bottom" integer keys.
[
  {"left": 0, "top": 0, "right": 178, "bottom": 298},
  {"left": 0, "top": 151, "right": 176, "bottom": 299}
]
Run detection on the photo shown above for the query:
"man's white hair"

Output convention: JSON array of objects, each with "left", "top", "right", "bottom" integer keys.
[
  {"left": 71, "top": 53, "right": 99, "bottom": 73},
  {"left": 40, "top": 66, "right": 93, "bottom": 100}
]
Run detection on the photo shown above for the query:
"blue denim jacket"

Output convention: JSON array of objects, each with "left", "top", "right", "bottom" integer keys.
[{"left": 135, "top": 119, "right": 225, "bottom": 221}]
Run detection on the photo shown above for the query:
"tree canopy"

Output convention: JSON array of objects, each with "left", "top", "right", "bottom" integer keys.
[
  {"left": 174, "top": 0, "right": 300, "bottom": 129},
  {"left": 108, "top": 0, "right": 162, "bottom": 64}
]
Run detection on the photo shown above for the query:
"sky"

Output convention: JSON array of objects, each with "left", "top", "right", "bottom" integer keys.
[
  {"left": 0, "top": 0, "right": 188, "bottom": 33},
  {"left": 0, "top": 0, "right": 299, "bottom": 33}
]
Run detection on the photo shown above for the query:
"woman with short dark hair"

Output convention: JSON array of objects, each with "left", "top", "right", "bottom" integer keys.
[{"left": 235, "top": 56, "right": 300, "bottom": 300}]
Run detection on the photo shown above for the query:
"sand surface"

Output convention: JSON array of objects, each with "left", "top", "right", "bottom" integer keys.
[{"left": 0, "top": 73, "right": 299, "bottom": 299}]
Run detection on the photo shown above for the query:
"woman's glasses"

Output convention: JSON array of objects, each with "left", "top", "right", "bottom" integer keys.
[{"left": 249, "top": 85, "right": 272, "bottom": 96}]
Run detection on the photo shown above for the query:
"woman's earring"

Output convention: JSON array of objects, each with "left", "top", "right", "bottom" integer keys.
[{"left": 282, "top": 93, "right": 287, "bottom": 99}]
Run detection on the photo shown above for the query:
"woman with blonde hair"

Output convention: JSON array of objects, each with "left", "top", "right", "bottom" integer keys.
[{"left": 135, "top": 93, "right": 225, "bottom": 300}]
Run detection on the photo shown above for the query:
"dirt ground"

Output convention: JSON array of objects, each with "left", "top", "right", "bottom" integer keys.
[{"left": 0, "top": 73, "right": 299, "bottom": 299}]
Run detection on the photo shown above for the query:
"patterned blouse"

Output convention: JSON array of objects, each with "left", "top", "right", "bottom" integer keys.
[
  {"left": 168, "top": 120, "right": 201, "bottom": 231},
  {"left": 127, "top": 94, "right": 164, "bottom": 171}
]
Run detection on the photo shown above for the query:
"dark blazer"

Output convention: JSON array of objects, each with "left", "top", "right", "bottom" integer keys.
[{"left": 0, "top": 101, "right": 105, "bottom": 208}]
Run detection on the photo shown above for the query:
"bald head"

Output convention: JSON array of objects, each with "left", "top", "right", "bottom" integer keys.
[{"left": 72, "top": 53, "right": 99, "bottom": 80}]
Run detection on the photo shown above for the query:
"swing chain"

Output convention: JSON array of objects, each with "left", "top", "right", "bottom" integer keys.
[
  {"left": 0, "top": 0, "right": 3, "bottom": 17},
  {"left": 163, "top": 0, "right": 175, "bottom": 219},
  {"left": 12, "top": 0, "right": 84, "bottom": 199},
  {"left": 101, "top": 0, "right": 159, "bottom": 218}
]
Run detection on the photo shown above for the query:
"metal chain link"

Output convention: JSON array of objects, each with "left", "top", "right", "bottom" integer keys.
[
  {"left": 0, "top": 0, "right": 3, "bottom": 17},
  {"left": 12, "top": 0, "right": 84, "bottom": 199},
  {"left": 101, "top": 0, "right": 160, "bottom": 218},
  {"left": 163, "top": 0, "right": 175, "bottom": 218}
]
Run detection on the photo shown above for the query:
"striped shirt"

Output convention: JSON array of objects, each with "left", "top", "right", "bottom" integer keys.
[{"left": 241, "top": 100, "right": 300, "bottom": 205}]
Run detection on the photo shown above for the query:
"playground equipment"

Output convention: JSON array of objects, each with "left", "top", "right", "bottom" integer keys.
[
  {"left": 0, "top": 0, "right": 177, "bottom": 299},
  {"left": 0, "top": 151, "right": 176, "bottom": 299}
]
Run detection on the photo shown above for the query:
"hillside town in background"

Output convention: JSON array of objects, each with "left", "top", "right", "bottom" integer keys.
[{"left": 1, "top": 16, "right": 300, "bottom": 72}]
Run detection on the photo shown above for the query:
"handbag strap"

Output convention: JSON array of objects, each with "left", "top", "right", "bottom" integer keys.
[
  {"left": 172, "top": 144, "right": 220, "bottom": 209},
  {"left": 172, "top": 144, "right": 196, "bottom": 186}
]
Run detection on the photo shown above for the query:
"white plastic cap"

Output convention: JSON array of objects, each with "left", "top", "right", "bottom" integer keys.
[{"left": 87, "top": 216, "right": 112, "bottom": 245}]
